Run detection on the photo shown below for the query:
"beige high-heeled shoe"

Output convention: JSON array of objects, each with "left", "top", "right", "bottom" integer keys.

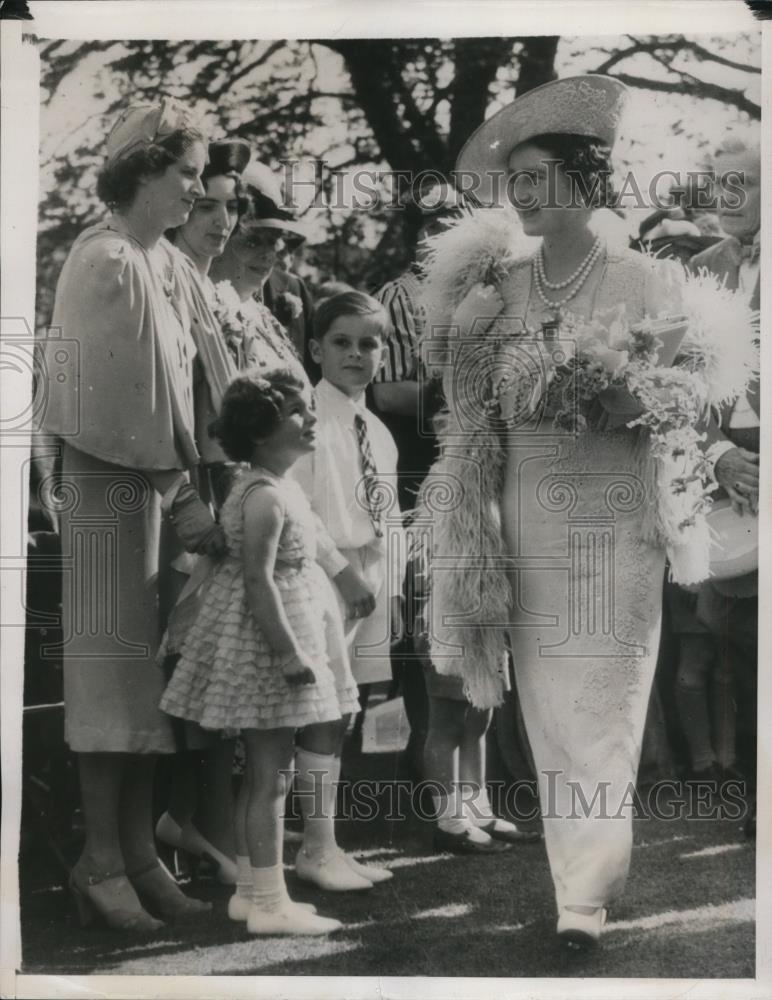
[
  {"left": 128, "top": 860, "right": 212, "bottom": 924},
  {"left": 68, "top": 864, "right": 164, "bottom": 933}
]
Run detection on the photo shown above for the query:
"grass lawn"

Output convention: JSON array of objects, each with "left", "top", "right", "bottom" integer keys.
[{"left": 20, "top": 742, "right": 755, "bottom": 980}]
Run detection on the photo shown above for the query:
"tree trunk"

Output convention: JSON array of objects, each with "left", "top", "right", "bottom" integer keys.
[{"left": 515, "top": 36, "right": 559, "bottom": 96}]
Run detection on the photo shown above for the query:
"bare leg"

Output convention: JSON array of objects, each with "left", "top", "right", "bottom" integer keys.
[
  {"left": 423, "top": 696, "right": 466, "bottom": 814},
  {"left": 243, "top": 728, "right": 296, "bottom": 868}
]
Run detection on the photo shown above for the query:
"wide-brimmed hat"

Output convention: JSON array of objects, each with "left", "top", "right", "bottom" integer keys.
[
  {"left": 455, "top": 74, "right": 629, "bottom": 207},
  {"left": 239, "top": 160, "right": 308, "bottom": 242},
  {"left": 105, "top": 97, "right": 197, "bottom": 166},
  {"left": 706, "top": 498, "right": 758, "bottom": 583}
]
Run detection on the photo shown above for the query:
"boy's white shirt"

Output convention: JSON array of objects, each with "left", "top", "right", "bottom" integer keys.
[{"left": 294, "top": 377, "right": 405, "bottom": 597}]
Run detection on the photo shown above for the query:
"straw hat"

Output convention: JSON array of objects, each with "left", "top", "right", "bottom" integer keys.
[
  {"left": 455, "top": 74, "right": 629, "bottom": 206},
  {"left": 706, "top": 498, "right": 758, "bottom": 584},
  {"left": 239, "top": 160, "right": 308, "bottom": 242}
]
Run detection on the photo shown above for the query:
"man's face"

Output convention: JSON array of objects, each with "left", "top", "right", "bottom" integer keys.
[{"left": 715, "top": 148, "right": 760, "bottom": 242}]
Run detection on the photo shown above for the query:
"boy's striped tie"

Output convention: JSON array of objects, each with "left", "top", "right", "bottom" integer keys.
[{"left": 354, "top": 413, "right": 384, "bottom": 538}]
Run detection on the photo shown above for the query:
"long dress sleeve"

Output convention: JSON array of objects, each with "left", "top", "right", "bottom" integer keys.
[{"left": 42, "top": 224, "right": 199, "bottom": 471}]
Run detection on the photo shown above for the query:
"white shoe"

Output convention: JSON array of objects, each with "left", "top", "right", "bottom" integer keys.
[
  {"left": 246, "top": 902, "right": 342, "bottom": 936},
  {"left": 556, "top": 906, "right": 607, "bottom": 949},
  {"left": 295, "top": 847, "right": 373, "bottom": 892},
  {"left": 228, "top": 891, "right": 316, "bottom": 922},
  {"left": 155, "top": 812, "right": 238, "bottom": 886},
  {"left": 340, "top": 851, "right": 393, "bottom": 883}
]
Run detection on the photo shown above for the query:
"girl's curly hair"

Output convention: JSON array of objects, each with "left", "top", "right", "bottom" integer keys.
[
  {"left": 96, "top": 124, "right": 205, "bottom": 210},
  {"left": 209, "top": 368, "right": 306, "bottom": 463}
]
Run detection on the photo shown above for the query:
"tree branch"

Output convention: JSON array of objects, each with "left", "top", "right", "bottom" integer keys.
[{"left": 608, "top": 71, "right": 760, "bottom": 118}]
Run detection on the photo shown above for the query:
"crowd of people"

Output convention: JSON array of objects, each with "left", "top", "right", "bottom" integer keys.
[{"left": 30, "top": 74, "right": 759, "bottom": 952}]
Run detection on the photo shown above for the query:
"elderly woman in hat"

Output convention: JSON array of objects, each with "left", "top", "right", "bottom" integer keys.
[
  {"left": 208, "top": 160, "right": 310, "bottom": 379},
  {"left": 40, "top": 100, "right": 224, "bottom": 930},
  {"left": 420, "top": 76, "right": 688, "bottom": 947}
]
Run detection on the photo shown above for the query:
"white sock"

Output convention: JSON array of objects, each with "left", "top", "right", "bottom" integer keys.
[
  {"left": 251, "top": 864, "right": 286, "bottom": 913},
  {"left": 433, "top": 788, "right": 466, "bottom": 834},
  {"left": 295, "top": 748, "right": 337, "bottom": 857},
  {"left": 462, "top": 783, "right": 496, "bottom": 827},
  {"left": 433, "top": 788, "right": 491, "bottom": 843},
  {"left": 235, "top": 854, "right": 252, "bottom": 899}
]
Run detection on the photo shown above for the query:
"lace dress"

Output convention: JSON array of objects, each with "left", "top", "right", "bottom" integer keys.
[
  {"left": 494, "top": 245, "right": 682, "bottom": 910},
  {"left": 160, "top": 468, "right": 359, "bottom": 731}
]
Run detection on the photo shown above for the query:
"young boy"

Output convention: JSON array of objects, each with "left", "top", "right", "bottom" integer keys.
[{"left": 294, "top": 290, "right": 404, "bottom": 686}]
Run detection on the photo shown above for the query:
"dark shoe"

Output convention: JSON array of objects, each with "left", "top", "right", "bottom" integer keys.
[
  {"left": 479, "top": 818, "right": 542, "bottom": 844},
  {"left": 69, "top": 864, "right": 164, "bottom": 932},
  {"left": 129, "top": 860, "right": 212, "bottom": 923},
  {"left": 433, "top": 826, "right": 512, "bottom": 855}
]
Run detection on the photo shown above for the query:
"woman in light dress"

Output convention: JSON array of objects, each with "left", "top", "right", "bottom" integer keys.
[{"left": 422, "top": 76, "right": 689, "bottom": 948}]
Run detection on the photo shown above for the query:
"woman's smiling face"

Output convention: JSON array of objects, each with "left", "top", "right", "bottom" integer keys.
[
  {"left": 229, "top": 224, "right": 283, "bottom": 288},
  {"left": 506, "top": 141, "right": 587, "bottom": 238},
  {"left": 178, "top": 174, "right": 240, "bottom": 261}
]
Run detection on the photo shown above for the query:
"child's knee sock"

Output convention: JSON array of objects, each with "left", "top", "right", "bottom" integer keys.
[{"left": 295, "top": 748, "right": 337, "bottom": 857}]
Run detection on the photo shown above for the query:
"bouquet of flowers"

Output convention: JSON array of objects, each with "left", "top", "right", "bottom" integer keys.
[
  {"left": 489, "top": 288, "right": 758, "bottom": 584},
  {"left": 211, "top": 279, "right": 247, "bottom": 361}
]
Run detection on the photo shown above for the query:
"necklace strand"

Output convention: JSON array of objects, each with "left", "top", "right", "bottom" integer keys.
[{"left": 532, "top": 238, "right": 603, "bottom": 310}]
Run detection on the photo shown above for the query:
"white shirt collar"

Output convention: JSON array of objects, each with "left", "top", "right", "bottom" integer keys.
[{"left": 316, "top": 377, "right": 368, "bottom": 419}]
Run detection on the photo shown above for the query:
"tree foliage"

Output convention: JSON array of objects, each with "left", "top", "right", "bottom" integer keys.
[{"left": 36, "top": 33, "right": 760, "bottom": 324}]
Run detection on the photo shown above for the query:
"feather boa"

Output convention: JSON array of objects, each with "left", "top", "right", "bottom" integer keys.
[
  {"left": 415, "top": 208, "right": 758, "bottom": 708},
  {"left": 416, "top": 207, "right": 531, "bottom": 708}
]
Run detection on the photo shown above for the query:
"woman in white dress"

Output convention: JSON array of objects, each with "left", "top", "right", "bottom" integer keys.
[{"left": 420, "top": 76, "right": 696, "bottom": 948}]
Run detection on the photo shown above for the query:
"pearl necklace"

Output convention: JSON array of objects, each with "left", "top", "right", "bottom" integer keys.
[{"left": 532, "top": 237, "right": 603, "bottom": 310}]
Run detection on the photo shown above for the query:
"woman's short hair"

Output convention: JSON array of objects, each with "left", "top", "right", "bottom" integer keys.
[
  {"left": 96, "top": 123, "right": 205, "bottom": 210},
  {"left": 209, "top": 368, "right": 306, "bottom": 463},
  {"left": 312, "top": 290, "right": 390, "bottom": 342},
  {"left": 514, "top": 132, "right": 616, "bottom": 210}
]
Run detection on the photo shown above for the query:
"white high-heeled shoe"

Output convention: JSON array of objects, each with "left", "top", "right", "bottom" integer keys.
[
  {"left": 339, "top": 850, "right": 393, "bottom": 883},
  {"left": 295, "top": 846, "right": 373, "bottom": 892},
  {"left": 155, "top": 812, "right": 238, "bottom": 886},
  {"left": 556, "top": 906, "right": 607, "bottom": 949}
]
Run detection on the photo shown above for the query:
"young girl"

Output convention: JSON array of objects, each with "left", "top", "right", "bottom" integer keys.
[{"left": 161, "top": 368, "right": 359, "bottom": 935}]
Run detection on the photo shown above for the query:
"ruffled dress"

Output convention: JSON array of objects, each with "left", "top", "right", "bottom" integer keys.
[{"left": 160, "top": 468, "right": 359, "bottom": 731}]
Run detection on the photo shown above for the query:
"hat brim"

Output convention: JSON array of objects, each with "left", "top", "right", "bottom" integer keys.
[
  {"left": 240, "top": 217, "right": 308, "bottom": 242},
  {"left": 706, "top": 499, "right": 758, "bottom": 581},
  {"left": 454, "top": 74, "right": 628, "bottom": 207}
]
